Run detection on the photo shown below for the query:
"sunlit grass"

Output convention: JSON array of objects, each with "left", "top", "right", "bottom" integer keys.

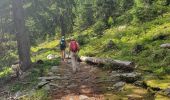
[{"left": 0, "top": 67, "right": 12, "bottom": 78}]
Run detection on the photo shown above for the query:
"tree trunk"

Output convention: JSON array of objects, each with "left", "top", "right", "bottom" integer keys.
[
  {"left": 12, "top": 0, "right": 31, "bottom": 71},
  {"left": 80, "top": 56, "right": 135, "bottom": 71},
  {"left": 60, "top": 15, "right": 66, "bottom": 36}
]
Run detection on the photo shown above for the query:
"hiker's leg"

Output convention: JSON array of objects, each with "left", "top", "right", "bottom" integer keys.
[
  {"left": 71, "top": 52, "right": 76, "bottom": 72},
  {"left": 63, "top": 49, "right": 66, "bottom": 61},
  {"left": 75, "top": 53, "right": 79, "bottom": 71},
  {"left": 61, "top": 50, "right": 66, "bottom": 61},
  {"left": 60, "top": 51, "right": 63, "bottom": 61}
]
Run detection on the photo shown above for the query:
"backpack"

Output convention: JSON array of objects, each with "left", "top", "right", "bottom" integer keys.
[
  {"left": 60, "top": 38, "right": 66, "bottom": 48},
  {"left": 70, "top": 41, "right": 78, "bottom": 52}
]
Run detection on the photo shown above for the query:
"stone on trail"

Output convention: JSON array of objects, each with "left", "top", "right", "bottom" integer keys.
[
  {"left": 160, "top": 88, "right": 170, "bottom": 97},
  {"left": 47, "top": 72, "right": 54, "bottom": 76},
  {"left": 113, "top": 82, "right": 126, "bottom": 89},
  {"left": 119, "top": 72, "right": 141, "bottom": 83},
  {"left": 67, "top": 83, "right": 78, "bottom": 89},
  {"left": 110, "top": 72, "right": 141, "bottom": 83},
  {"left": 44, "top": 84, "right": 51, "bottom": 91},
  {"left": 51, "top": 66, "right": 59, "bottom": 72},
  {"left": 107, "top": 82, "right": 126, "bottom": 91},
  {"left": 38, "top": 76, "right": 66, "bottom": 81},
  {"left": 47, "top": 54, "right": 58, "bottom": 60},
  {"left": 79, "top": 95, "right": 89, "bottom": 100},
  {"left": 37, "top": 81, "right": 50, "bottom": 89}
]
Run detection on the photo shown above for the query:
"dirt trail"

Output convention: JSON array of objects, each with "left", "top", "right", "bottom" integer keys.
[{"left": 51, "top": 61, "right": 108, "bottom": 100}]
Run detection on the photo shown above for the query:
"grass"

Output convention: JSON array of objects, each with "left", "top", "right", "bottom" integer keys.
[
  {"left": 7, "top": 39, "right": 60, "bottom": 100},
  {"left": 0, "top": 67, "right": 12, "bottom": 78},
  {"left": 78, "top": 12, "right": 170, "bottom": 73}
]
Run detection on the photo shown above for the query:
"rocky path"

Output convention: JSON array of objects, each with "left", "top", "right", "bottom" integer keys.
[
  {"left": 50, "top": 61, "right": 106, "bottom": 100},
  {"left": 42, "top": 59, "right": 156, "bottom": 100}
]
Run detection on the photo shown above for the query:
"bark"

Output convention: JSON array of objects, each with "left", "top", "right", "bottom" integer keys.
[
  {"left": 12, "top": 0, "right": 31, "bottom": 71},
  {"left": 80, "top": 56, "right": 135, "bottom": 71},
  {"left": 60, "top": 15, "right": 66, "bottom": 36}
]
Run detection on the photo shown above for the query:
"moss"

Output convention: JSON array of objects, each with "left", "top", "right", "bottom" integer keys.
[
  {"left": 144, "top": 79, "right": 170, "bottom": 90},
  {"left": 155, "top": 94, "right": 170, "bottom": 100}
]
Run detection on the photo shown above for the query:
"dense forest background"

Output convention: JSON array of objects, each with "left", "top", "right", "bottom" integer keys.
[
  {"left": 0, "top": 0, "right": 170, "bottom": 99},
  {"left": 0, "top": 0, "right": 169, "bottom": 70}
]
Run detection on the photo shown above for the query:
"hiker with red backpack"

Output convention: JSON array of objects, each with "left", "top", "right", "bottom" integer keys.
[{"left": 69, "top": 37, "right": 80, "bottom": 73}]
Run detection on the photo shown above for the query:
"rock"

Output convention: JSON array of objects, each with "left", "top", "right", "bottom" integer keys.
[
  {"left": 160, "top": 43, "right": 170, "bottom": 49},
  {"left": 51, "top": 66, "right": 59, "bottom": 71},
  {"left": 49, "top": 83, "right": 62, "bottom": 88},
  {"left": 134, "top": 81, "right": 145, "bottom": 87},
  {"left": 14, "top": 91, "right": 22, "bottom": 99},
  {"left": 47, "top": 72, "right": 54, "bottom": 76},
  {"left": 44, "top": 84, "right": 50, "bottom": 91},
  {"left": 161, "top": 88, "right": 170, "bottom": 97},
  {"left": 47, "top": 54, "right": 58, "bottom": 60},
  {"left": 111, "top": 72, "right": 141, "bottom": 83},
  {"left": 79, "top": 95, "right": 89, "bottom": 100},
  {"left": 11, "top": 63, "right": 23, "bottom": 78},
  {"left": 65, "top": 53, "right": 71, "bottom": 59},
  {"left": 113, "top": 82, "right": 126, "bottom": 89},
  {"left": 38, "top": 76, "right": 65, "bottom": 81},
  {"left": 37, "top": 81, "right": 50, "bottom": 89},
  {"left": 104, "top": 40, "right": 118, "bottom": 51},
  {"left": 119, "top": 72, "right": 141, "bottom": 83},
  {"left": 153, "top": 34, "right": 169, "bottom": 41},
  {"left": 127, "top": 94, "right": 143, "bottom": 99},
  {"left": 36, "top": 60, "right": 44, "bottom": 64},
  {"left": 108, "top": 82, "right": 126, "bottom": 91},
  {"left": 155, "top": 93, "right": 170, "bottom": 100},
  {"left": 67, "top": 83, "right": 78, "bottom": 89},
  {"left": 132, "top": 44, "right": 144, "bottom": 54}
]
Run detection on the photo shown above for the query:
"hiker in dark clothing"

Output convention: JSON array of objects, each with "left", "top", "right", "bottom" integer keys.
[{"left": 60, "top": 36, "right": 66, "bottom": 62}]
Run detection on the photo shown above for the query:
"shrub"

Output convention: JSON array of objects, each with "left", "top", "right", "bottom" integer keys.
[
  {"left": 108, "top": 17, "right": 114, "bottom": 27},
  {"left": 93, "top": 20, "right": 107, "bottom": 36},
  {"left": 77, "top": 34, "right": 89, "bottom": 45},
  {"left": 134, "top": 5, "right": 167, "bottom": 22}
]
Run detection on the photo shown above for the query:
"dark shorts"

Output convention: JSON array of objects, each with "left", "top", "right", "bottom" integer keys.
[{"left": 60, "top": 46, "right": 66, "bottom": 50}]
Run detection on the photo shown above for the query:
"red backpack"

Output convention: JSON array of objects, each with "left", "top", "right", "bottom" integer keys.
[{"left": 70, "top": 41, "right": 78, "bottom": 52}]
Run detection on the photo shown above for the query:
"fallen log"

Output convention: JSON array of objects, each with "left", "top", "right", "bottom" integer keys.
[
  {"left": 80, "top": 56, "right": 135, "bottom": 71},
  {"left": 160, "top": 43, "right": 170, "bottom": 49}
]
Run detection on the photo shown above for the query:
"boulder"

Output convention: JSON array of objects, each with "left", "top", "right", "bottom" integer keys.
[
  {"left": 51, "top": 66, "right": 59, "bottom": 72},
  {"left": 79, "top": 95, "right": 89, "bottom": 100},
  {"left": 107, "top": 40, "right": 117, "bottom": 49},
  {"left": 37, "top": 81, "right": 50, "bottom": 89},
  {"left": 108, "top": 82, "right": 126, "bottom": 91},
  {"left": 119, "top": 72, "right": 141, "bottom": 83},
  {"left": 132, "top": 44, "right": 144, "bottom": 54},
  {"left": 160, "top": 43, "right": 170, "bottom": 49},
  {"left": 47, "top": 54, "right": 58, "bottom": 60},
  {"left": 43, "top": 84, "right": 51, "bottom": 91},
  {"left": 113, "top": 82, "right": 126, "bottom": 89},
  {"left": 161, "top": 88, "right": 170, "bottom": 97},
  {"left": 111, "top": 72, "right": 141, "bottom": 83}
]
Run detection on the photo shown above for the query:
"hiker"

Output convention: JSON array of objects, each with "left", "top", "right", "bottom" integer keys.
[
  {"left": 60, "top": 36, "right": 66, "bottom": 62},
  {"left": 69, "top": 37, "right": 80, "bottom": 73}
]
